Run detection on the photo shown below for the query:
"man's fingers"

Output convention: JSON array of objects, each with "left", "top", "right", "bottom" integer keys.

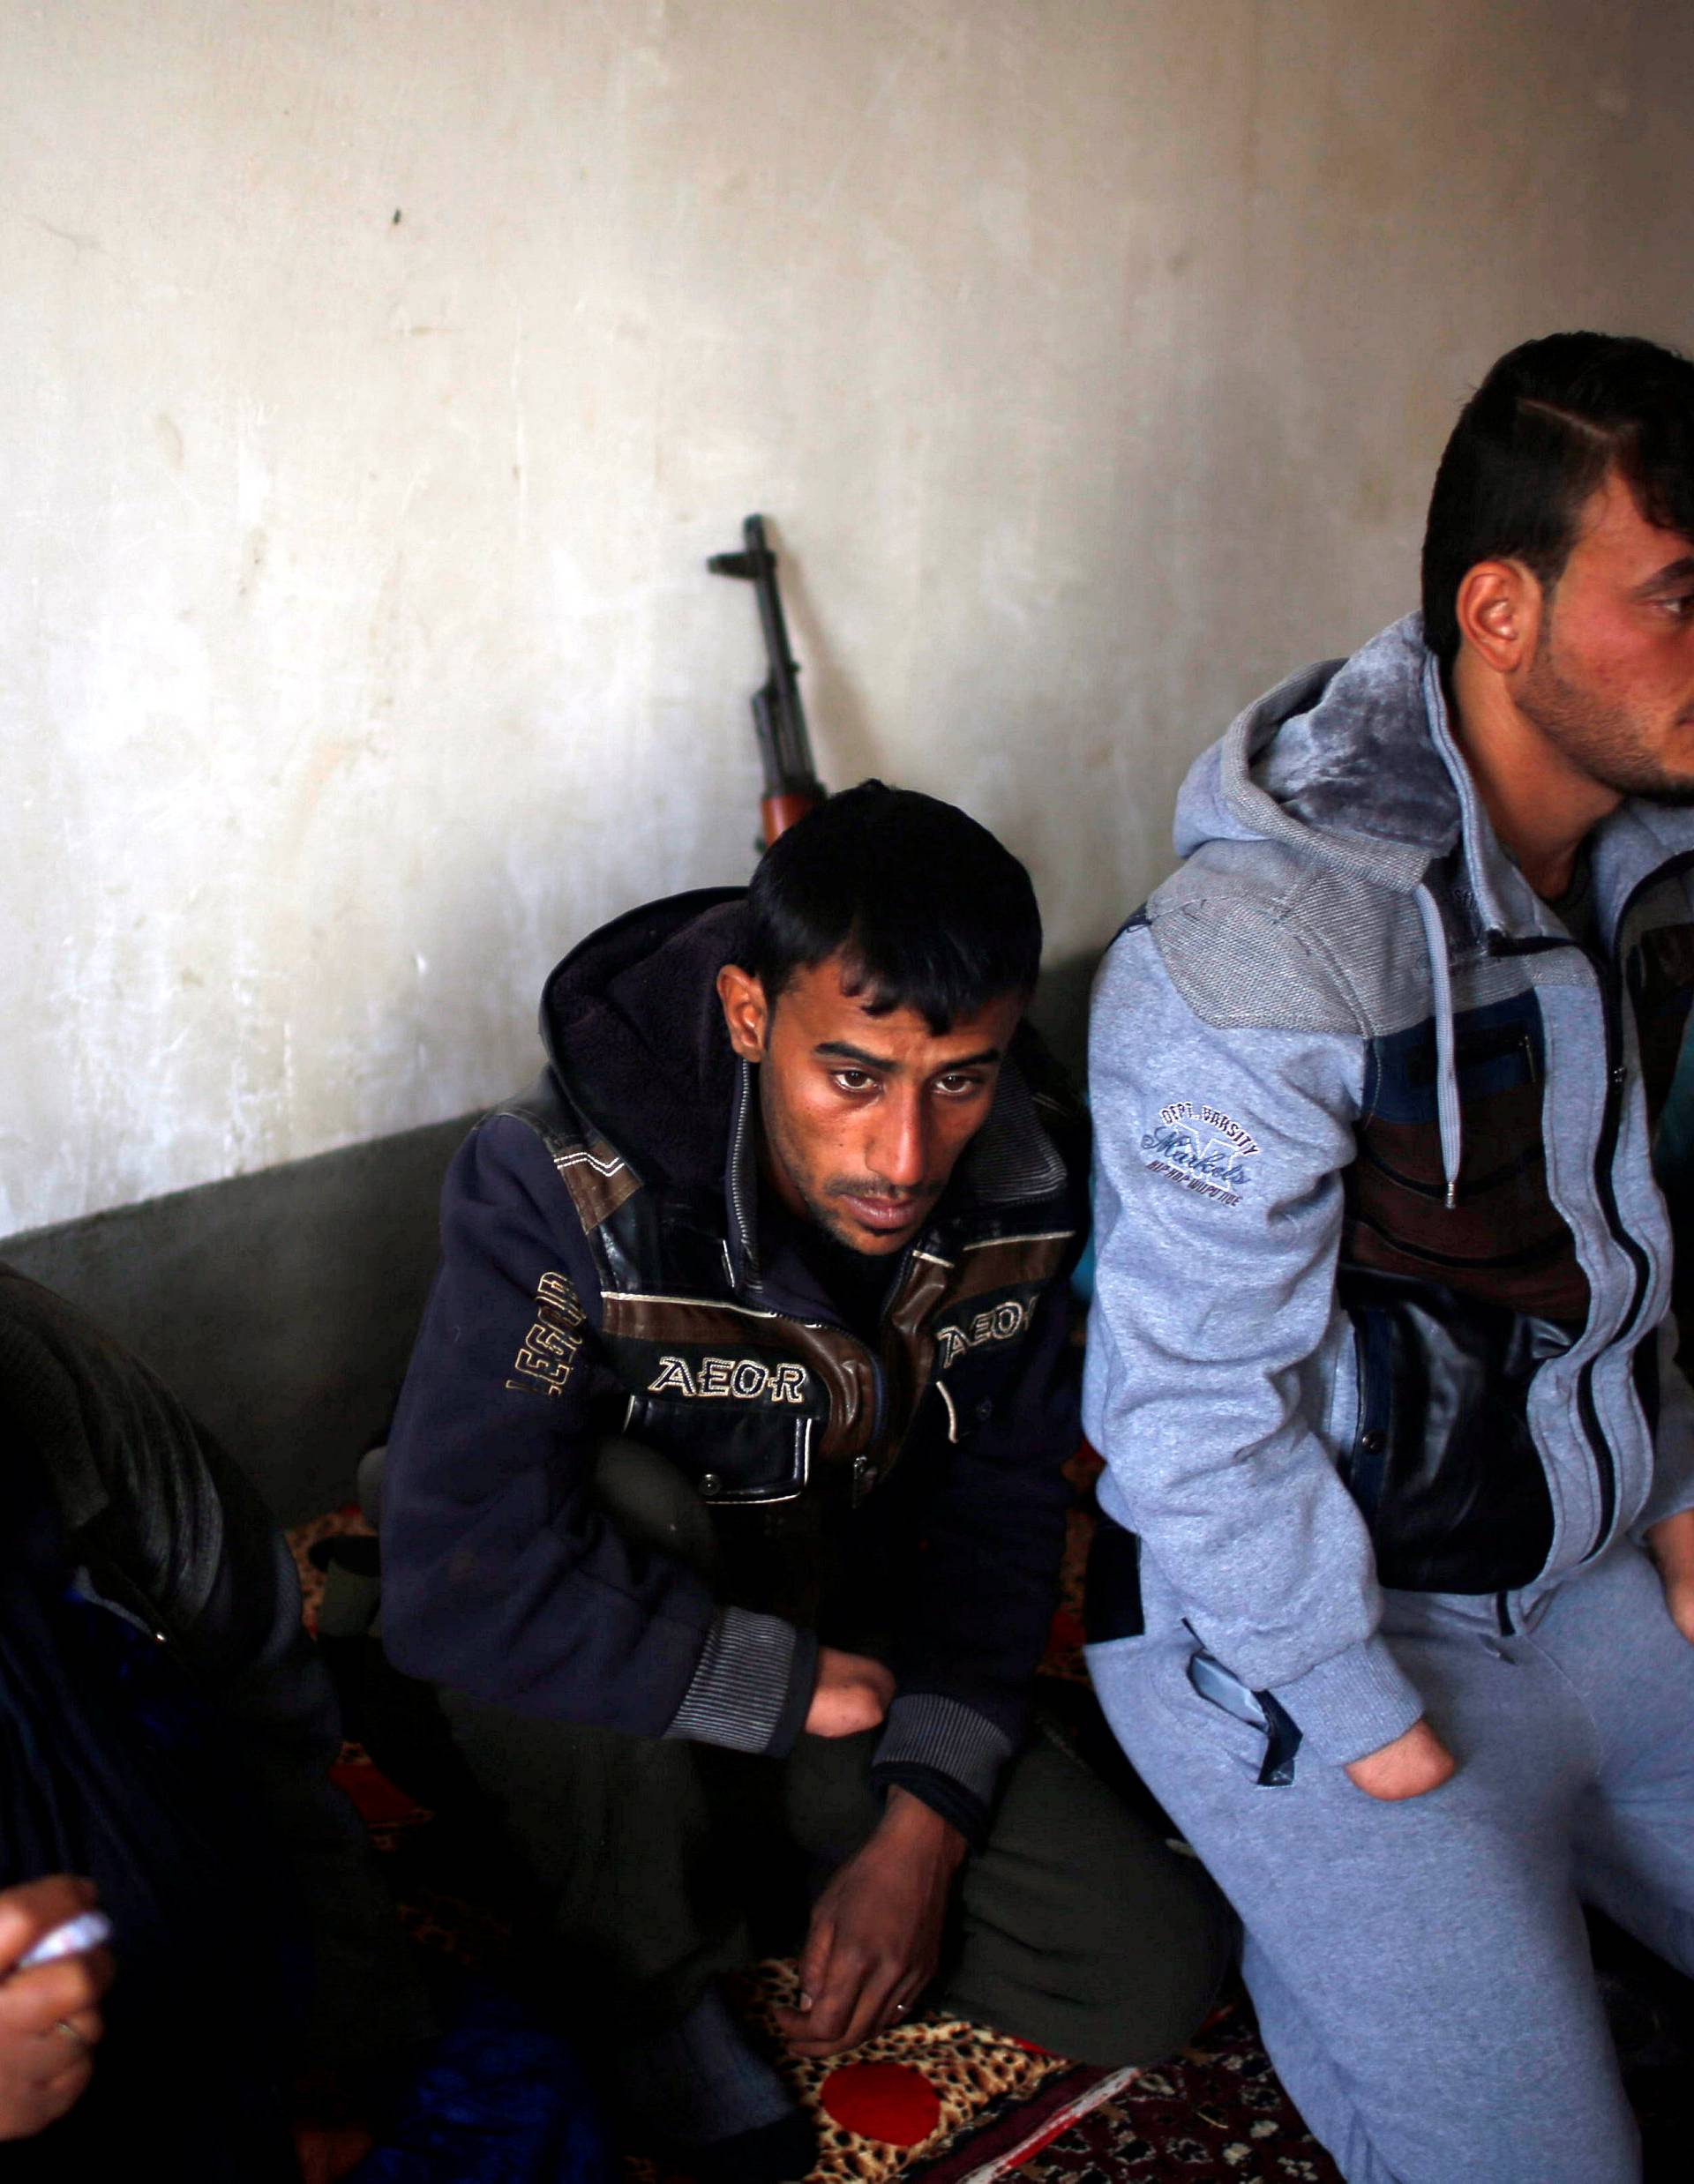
[
  {"left": 42, "top": 1948, "right": 114, "bottom": 2012},
  {"left": 796, "top": 1963, "right": 858, "bottom": 2046},
  {"left": 783, "top": 1968, "right": 928, "bottom": 2057},
  {"left": 1662, "top": 1574, "right": 1694, "bottom": 1645},
  {"left": 1344, "top": 1718, "right": 1455, "bottom": 1801},
  {"left": 785, "top": 1937, "right": 868, "bottom": 2051},
  {"left": 1, "top": 2013, "right": 100, "bottom": 2105},
  {"left": 804, "top": 1650, "right": 897, "bottom": 1738},
  {"left": 785, "top": 1947, "right": 902, "bottom": 2057},
  {"left": 859, "top": 1952, "right": 915, "bottom": 2038},
  {"left": 795, "top": 1915, "right": 835, "bottom": 2015},
  {"left": 3, "top": 2060, "right": 94, "bottom": 2146},
  {"left": 773, "top": 1918, "right": 836, "bottom": 2041},
  {"left": 0, "top": 1879, "right": 96, "bottom": 1978},
  {"left": 32, "top": 2046, "right": 94, "bottom": 2101},
  {"left": 835, "top": 1969, "right": 902, "bottom": 2055},
  {"left": 835, "top": 1945, "right": 903, "bottom": 2051},
  {"left": 39, "top": 2008, "right": 103, "bottom": 2059},
  {"left": 0, "top": 1952, "right": 114, "bottom": 2038}
]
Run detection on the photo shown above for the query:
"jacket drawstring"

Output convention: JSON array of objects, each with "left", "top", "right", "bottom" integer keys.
[{"left": 1413, "top": 881, "right": 1463, "bottom": 1208}]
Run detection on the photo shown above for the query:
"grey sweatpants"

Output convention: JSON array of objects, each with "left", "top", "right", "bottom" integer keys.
[{"left": 1087, "top": 1538, "right": 1694, "bottom": 2184}]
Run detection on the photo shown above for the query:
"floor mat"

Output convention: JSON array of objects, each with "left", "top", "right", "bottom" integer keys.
[
  {"left": 287, "top": 1500, "right": 1343, "bottom": 2181},
  {"left": 611, "top": 1980, "right": 1339, "bottom": 2184},
  {"left": 293, "top": 1492, "right": 1686, "bottom": 2182},
  {"left": 621, "top": 1962, "right": 1142, "bottom": 2182}
]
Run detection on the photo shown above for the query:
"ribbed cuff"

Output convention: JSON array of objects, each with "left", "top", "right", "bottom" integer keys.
[
  {"left": 1266, "top": 1633, "right": 1423, "bottom": 1765},
  {"left": 663, "top": 1607, "right": 818, "bottom": 1755},
  {"left": 872, "top": 1694, "right": 1014, "bottom": 1806},
  {"left": 869, "top": 1761, "right": 990, "bottom": 1851}
]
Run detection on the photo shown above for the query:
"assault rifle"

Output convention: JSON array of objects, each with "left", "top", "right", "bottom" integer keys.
[{"left": 708, "top": 513, "right": 826, "bottom": 847}]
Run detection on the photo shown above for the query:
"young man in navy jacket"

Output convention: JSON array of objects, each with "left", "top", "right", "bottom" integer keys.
[{"left": 382, "top": 783, "right": 1228, "bottom": 2180}]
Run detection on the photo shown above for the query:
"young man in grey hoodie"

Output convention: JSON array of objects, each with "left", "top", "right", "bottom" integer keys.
[{"left": 1083, "top": 332, "right": 1694, "bottom": 2184}]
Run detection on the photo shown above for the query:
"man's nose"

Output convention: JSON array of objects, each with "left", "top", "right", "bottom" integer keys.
[{"left": 867, "top": 1093, "right": 931, "bottom": 1192}]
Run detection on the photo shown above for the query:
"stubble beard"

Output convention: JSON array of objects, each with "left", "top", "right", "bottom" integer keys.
[{"left": 1519, "top": 624, "right": 1694, "bottom": 809}]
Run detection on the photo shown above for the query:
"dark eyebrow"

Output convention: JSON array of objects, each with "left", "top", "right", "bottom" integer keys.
[
  {"left": 814, "top": 1041, "right": 896, "bottom": 1068},
  {"left": 1638, "top": 555, "right": 1694, "bottom": 593},
  {"left": 813, "top": 1040, "right": 1004, "bottom": 1071}
]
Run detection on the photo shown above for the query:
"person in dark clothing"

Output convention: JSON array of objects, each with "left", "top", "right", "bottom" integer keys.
[
  {"left": 381, "top": 783, "right": 1231, "bottom": 2182},
  {"left": 0, "top": 1263, "right": 434, "bottom": 2180}
]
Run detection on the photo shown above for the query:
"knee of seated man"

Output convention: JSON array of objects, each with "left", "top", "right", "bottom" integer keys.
[
  {"left": 1053, "top": 1851, "right": 1233, "bottom": 2063},
  {"left": 1088, "top": 1849, "right": 1236, "bottom": 2063},
  {"left": 961, "top": 1734, "right": 1238, "bottom": 2065},
  {"left": 945, "top": 1862, "right": 1234, "bottom": 2070}
]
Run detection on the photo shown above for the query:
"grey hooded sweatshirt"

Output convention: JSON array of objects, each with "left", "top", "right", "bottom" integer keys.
[{"left": 1083, "top": 614, "right": 1694, "bottom": 1767}]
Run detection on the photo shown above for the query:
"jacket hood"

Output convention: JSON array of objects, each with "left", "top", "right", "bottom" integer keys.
[
  {"left": 536, "top": 888, "right": 1076, "bottom": 1236},
  {"left": 1173, "top": 613, "right": 1473, "bottom": 1203},
  {"left": 1166, "top": 608, "right": 1694, "bottom": 1206},
  {"left": 1174, "top": 614, "right": 1457, "bottom": 894},
  {"left": 537, "top": 887, "right": 748, "bottom": 1192}
]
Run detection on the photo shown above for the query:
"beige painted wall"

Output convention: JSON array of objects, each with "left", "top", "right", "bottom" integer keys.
[{"left": 5, "top": 0, "right": 1692, "bottom": 1235}]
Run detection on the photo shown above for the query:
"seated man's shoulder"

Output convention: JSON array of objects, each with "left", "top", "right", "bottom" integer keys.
[
  {"left": 1116, "top": 840, "right": 1420, "bottom": 1040},
  {"left": 469, "top": 1073, "right": 643, "bottom": 1243}
]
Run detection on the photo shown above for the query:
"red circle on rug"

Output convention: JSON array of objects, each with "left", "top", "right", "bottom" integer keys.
[{"left": 820, "top": 2061, "right": 942, "bottom": 2146}]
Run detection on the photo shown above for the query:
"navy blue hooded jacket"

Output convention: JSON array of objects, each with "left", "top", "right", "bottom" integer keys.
[{"left": 382, "top": 890, "right": 1087, "bottom": 1840}]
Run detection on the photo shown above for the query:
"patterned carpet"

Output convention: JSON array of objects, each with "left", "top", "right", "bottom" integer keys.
[
  {"left": 287, "top": 1390, "right": 1694, "bottom": 2184},
  {"left": 619, "top": 1987, "right": 1339, "bottom": 2184},
  {"left": 289, "top": 1504, "right": 1343, "bottom": 2181},
  {"left": 1007, "top": 2022, "right": 1338, "bottom": 2184},
  {"left": 290, "top": 1504, "right": 1694, "bottom": 2180}
]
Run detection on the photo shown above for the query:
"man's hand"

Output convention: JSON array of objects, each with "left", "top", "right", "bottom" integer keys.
[
  {"left": 0, "top": 1876, "right": 114, "bottom": 2142},
  {"left": 771, "top": 1789, "right": 966, "bottom": 2058},
  {"left": 294, "top": 2121, "right": 377, "bottom": 2183},
  {"left": 1646, "top": 1509, "right": 1694, "bottom": 1643},
  {"left": 804, "top": 1648, "right": 896, "bottom": 1739},
  {"left": 1344, "top": 1718, "right": 1455, "bottom": 1801}
]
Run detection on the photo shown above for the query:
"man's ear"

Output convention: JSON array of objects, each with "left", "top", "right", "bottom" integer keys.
[
  {"left": 1455, "top": 557, "right": 1543, "bottom": 677},
  {"left": 716, "top": 963, "right": 769, "bottom": 1063}
]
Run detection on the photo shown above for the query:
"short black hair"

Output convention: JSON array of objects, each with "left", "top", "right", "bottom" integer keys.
[
  {"left": 741, "top": 780, "right": 1041, "bottom": 1032},
  {"left": 1420, "top": 331, "right": 1694, "bottom": 672}
]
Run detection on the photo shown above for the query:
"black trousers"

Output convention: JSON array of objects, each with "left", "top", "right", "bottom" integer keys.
[
  {"left": 426, "top": 1442, "right": 1233, "bottom": 2066},
  {"left": 442, "top": 1680, "right": 1232, "bottom": 2066}
]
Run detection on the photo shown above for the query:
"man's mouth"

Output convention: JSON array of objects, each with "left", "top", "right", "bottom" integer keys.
[{"left": 836, "top": 1192, "right": 927, "bottom": 1235}]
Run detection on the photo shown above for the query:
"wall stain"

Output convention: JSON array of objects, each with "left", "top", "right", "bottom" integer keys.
[{"left": 31, "top": 216, "right": 101, "bottom": 252}]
